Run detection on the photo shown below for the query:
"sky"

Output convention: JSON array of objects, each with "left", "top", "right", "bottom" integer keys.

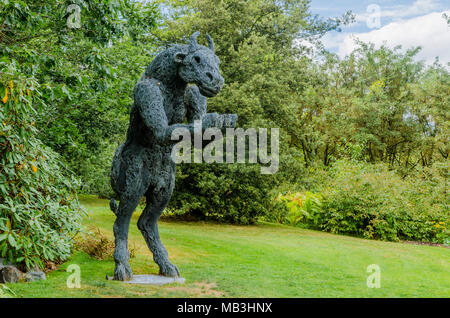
[{"left": 310, "top": 0, "right": 450, "bottom": 64}]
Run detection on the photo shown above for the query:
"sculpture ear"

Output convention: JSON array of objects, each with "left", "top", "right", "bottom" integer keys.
[{"left": 174, "top": 52, "right": 186, "bottom": 64}]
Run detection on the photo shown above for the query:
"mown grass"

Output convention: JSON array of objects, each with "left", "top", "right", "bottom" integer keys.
[{"left": 7, "top": 194, "right": 450, "bottom": 297}]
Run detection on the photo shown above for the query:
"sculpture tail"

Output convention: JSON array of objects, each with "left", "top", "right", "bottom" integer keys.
[{"left": 110, "top": 198, "right": 118, "bottom": 216}]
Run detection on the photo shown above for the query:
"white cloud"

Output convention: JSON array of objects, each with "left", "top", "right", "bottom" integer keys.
[
  {"left": 326, "top": 11, "right": 450, "bottom": 65},
  {"left": 354, "top": 0, "right": 442, "bottom": 25}
]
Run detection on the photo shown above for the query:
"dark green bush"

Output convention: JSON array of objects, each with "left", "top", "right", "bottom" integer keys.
[{"left": 167, "top": 163, "right": 278, "bottom": 224}]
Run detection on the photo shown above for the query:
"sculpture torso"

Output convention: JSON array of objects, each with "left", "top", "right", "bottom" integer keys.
[
  {"left": 124, "top": 44, "right": 190, "bottom": 150},
  {"left": 126, "top": 78, "right": 187, "bottom": 150}
]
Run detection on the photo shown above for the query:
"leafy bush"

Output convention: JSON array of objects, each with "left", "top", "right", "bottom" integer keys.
[
  {"left": 304, "top": 160, "right": 449, "bottom": 243},
  {"left": 276, "top": 192, "right": 322, "bottom": 226},
  {"left": 166, "top": 123, "right": 305, "bottom": 225},
  {"left": 167, "top": 163, "right": 278, "bottom": 224},
  {"left": 76, "top": 142, "right": 118, "bottom": 199},
  {"left": 0, "top": 69, "right": 84, "bottom": 270},
  {"left": 75, "top": 227, "right": 134, "bottom": 260}
]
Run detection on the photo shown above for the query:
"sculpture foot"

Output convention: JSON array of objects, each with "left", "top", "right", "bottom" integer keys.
[
  {"left": 159, "top": 262, "right": 180, "bottom": 278},
  {"left": 114, "top": 262, "right": 133, "bottom": 281}
]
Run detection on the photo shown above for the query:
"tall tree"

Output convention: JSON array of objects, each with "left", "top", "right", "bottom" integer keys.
[
  {"left": 1, "top": 0, "right": 160, "bottom": 195},
  {"left": 154, "top": 0, "right": 353, "bottom": 222}
]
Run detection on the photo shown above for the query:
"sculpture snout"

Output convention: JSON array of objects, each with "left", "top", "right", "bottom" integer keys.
[
  {"left": 211, "top": 73, "right": 224, "bottom": 91},
  {"left": 199, "top": 71, "right": 224, "bottom": 97}
]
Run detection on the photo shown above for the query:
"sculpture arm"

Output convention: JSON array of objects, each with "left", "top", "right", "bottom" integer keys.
[
  {"left": 184, "top": 84, "right": 238, "bottom": 129},
  {"left": 134, "top": 80, "right": 224, "bottom": 145},
  {"left": 185, "top": 85, "right": 207, "bottom": 122},
  {"left": 134, "top": 79, "right": 174, "bottom": 144}
]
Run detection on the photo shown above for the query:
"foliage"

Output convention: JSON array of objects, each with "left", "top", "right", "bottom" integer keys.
[
  {"left": 303, "top": 160, "right": 449, "bottom": 243},
  {"left": 276, "top": 191, "right": 322, "bottom": 226},
  {"left": 168, "top": 163, "right": 276, "bottom": 224},
  {"left": 158, "top": 0, "right": 353, "bottom": 139},
  {"left": 39, "top": 38, "right": 157, "bottom": 198},
  {"left": 74, "top": 227, "right": 135, "bottom": 260},
  {"left": 157, "top": 0, "right": 352, "bottom": 223},
  {"left": 0, "top": 67, "right": 84, "bottom": 270},
  {"left": 295, "top": 43, "right": 449, "bottom": 172},
  {"left": 0, "top": 0, "right": 160, "bottom": 197}
]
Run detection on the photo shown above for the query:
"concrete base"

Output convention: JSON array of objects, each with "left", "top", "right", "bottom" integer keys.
[{"left": 124, "top": 274, "right": 185, "bottom": 285}]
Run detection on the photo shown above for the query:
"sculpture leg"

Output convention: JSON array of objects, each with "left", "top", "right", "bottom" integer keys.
[
  {"left": 113, "top": 194, "right": 140, "bottom": 281},
  {"left": 138, "top": 178, "right": 180, "bottom": 277}
]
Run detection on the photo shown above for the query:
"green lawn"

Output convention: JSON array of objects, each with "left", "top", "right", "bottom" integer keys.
[{"left": 7, "top": 195, "right": 450, "bottom": 298}]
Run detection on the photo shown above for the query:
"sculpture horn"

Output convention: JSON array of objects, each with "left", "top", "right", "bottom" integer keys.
[
  {"left": 189, "top": 31, "right": 200, "bottom": 51},
  {"left": 206, "top": 34, "right": 215, "bottom": 52}
]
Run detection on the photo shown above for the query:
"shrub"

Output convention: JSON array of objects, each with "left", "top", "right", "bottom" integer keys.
[
  {"left": 0, "top": 68, "right": 84, "bottom": 270},
  {"left": 306, "top": 160, "right": 449, "bottom": 243},
  {"left": 276, "top": 191, "right": 322, "bottom": 226},
  {"left": 76, "top": 142, "right": 118, "bottom": 199},
  {"left": 168, "top": 163, "right": 277, "bottom": 224},
  {"left": 75, "top": 227, "right": 132, "bottom": 260},
  {"left": 167, "top": 129, "right": 305, "bottom": 225}
]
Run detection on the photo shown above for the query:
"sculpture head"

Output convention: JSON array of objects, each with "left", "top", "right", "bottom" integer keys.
[{"left": 174, "top": 32, "right": 224, "bottom": 97}]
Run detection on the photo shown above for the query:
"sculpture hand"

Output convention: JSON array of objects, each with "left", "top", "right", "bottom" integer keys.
[
  {"left": 221, "top": 114, "right": 238, "bottom": 128},
  {"left": 202, "top": 113, "right": 223, "bottom": 129},
  {"left": 202, "top": 113, "right": 237, "bottom": 129}
]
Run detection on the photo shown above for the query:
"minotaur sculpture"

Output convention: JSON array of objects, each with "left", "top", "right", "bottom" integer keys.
[{"left": 109, "top": 32, "right": 237, "bottom": 280}]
